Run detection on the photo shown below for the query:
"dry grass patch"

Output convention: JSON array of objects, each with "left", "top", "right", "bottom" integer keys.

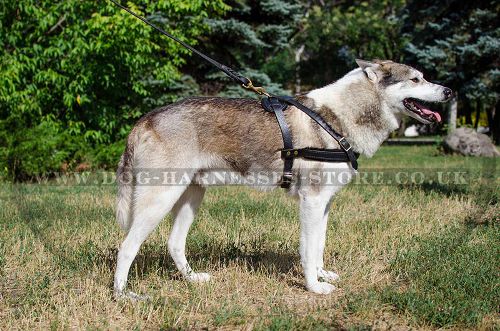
[{"left": 0, "top": 146, "right": 498, "bottom": 329}]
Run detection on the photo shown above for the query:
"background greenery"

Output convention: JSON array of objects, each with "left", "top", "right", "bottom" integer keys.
[{"left": 1, "top": 0, "right": 499, "bottom": 180}]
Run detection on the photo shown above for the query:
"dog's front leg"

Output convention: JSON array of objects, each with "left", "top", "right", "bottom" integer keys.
[
  {"left": 316, "top": 198, "right": 340, "bottom": 283},
  {"left": 299, "top": 192, "right": 335, "bottom": 294}
]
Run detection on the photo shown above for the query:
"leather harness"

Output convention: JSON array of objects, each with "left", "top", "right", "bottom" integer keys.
[
  {"left": 111, "top": 0, "right": 360, "bottom": 188},
  {"left": 261, "top": 96, "right": 358, "bottom": 188}
]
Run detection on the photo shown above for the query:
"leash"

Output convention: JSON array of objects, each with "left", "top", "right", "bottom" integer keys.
[
  {"left": 109, "top": 0, "right": 359, "bottom": 188},
  {"left": 108, "top": 0, "right": 268, "bottom": 96}
]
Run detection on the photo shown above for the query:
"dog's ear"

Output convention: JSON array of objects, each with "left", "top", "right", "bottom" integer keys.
[
  {"left": 355, "top": 59, "right": 382, "bottom": 83},
  {"left": 355, "top": 59, "right": 378, "bottom": 70}
]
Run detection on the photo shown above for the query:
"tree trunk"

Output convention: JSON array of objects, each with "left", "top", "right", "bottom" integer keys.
[
  {"left": 474, "top": 101, "right": 481, "bottom": 130},
  {"left": 294, "top": 44, "right": 305, "bottom": 94},
  {"left": 465, "top": 100, "right": 472, "bottom": 125},
  {"left": 448, "top": 95, "right": 457, "bottom": 133},
  {"left": 398, "top": 118, "right": 407, "bottom": 137},
  {"left": 490, "top": 102, "right": 500, "bottom": 144}
]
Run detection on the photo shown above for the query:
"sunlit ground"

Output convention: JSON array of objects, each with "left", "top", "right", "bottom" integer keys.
[{"left": 0, "top": 146, "right": 498, "bottom": 329}]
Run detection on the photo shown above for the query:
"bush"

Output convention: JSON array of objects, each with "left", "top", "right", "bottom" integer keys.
[
  {"left": 0, "top": 120, "right": 89, "bottom": 180},
  {"left": 0, "top": 0, "right": 228, "bottom": 180}
]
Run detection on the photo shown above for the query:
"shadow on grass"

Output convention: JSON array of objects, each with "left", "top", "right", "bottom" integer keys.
[
  {"left": 397, "top": 179, "right": 498, "bottom": 204},
  {"left": 8, "top": 185, "right": 300, "bottom": 290},
  {"left": 397, "top": 182, "right": 470, "bottom": 198},
  {"left": 97, "top": 243, "right": 298, "bottom": 281}
]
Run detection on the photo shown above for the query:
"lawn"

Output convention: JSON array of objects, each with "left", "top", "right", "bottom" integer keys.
[{"left": 0, "top": 146, "right": 498, "bottom": 330}]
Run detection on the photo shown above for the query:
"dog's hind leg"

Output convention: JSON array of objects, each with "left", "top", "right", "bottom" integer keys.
[
  {"left": 114, "top": 184, "right": 189, "bottom": 299},
  {"left": 168, "top": 184, "right": 209, "bottom": 282}
]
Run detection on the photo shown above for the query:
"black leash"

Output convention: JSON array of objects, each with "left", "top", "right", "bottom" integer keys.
[
  {"left": 108, "top": 0, "right": 268, "bottom": 95},
  {"left": 109, "top": 0, "right": 359, "bottom": 188}
]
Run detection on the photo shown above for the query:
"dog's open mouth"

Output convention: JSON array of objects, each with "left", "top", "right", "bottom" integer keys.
[{"left": 403, "top": 98, "right": 442, "bottom": 123}]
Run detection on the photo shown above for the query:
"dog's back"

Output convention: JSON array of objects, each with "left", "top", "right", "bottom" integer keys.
[{"left": 134, "top": 97, "right": 284, "bottom": 169}]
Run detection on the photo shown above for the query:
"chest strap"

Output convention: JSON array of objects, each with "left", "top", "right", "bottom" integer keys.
[{"left": 261, "top": 96, "right": 359, "bottom": 188}]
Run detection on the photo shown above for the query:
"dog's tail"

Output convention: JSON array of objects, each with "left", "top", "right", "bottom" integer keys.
[{"left": 116, "top": 132, "right": 137, "bottom": 233}]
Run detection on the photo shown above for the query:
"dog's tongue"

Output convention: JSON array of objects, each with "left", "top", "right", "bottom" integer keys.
[{"left": 414, "top": 100, "right": 442, "bottom": 123}]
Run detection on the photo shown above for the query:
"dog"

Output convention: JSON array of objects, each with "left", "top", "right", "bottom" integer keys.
[{"left": 113, "top": 59, "right": 452, "bottom": 298}]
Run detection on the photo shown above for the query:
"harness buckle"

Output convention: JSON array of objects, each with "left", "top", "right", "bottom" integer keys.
[
  {"left": 338, "top": 137, "right": 352, "bottom": 152},
  {"left": 281, "top": 172, "right": 293, "bottom": 188}
]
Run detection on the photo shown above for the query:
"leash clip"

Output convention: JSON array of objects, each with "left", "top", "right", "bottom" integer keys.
[{"left": 242, "top": 79, "right": 270, "bottom": 97}]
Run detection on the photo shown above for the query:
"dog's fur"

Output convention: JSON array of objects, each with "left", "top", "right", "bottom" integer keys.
[{"left": 114, "top": 60, "right": 452, "bottom": 297}]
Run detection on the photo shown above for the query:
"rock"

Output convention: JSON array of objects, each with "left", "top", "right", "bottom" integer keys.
[
  {"left": 404, "top": 125, "right": 419, "bottom": 137},
  {"left": 477, "top": 126, "right": 489, "bottom": 134},
  {"left": 443, "top": 127, "right": 500, "bottom": 157}
]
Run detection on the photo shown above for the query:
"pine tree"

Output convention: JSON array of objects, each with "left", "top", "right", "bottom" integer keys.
[
  {"left": 290, "top": 0, "right": 408, "bottom": 90},
  {"left": 190, "top": 0, "right": 303, "bottom": 96},
  {"left": 403, "top": 0, "right": 499, "bottom": 141}
]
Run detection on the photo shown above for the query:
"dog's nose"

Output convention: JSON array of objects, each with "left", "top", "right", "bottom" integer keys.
[{"left": 443, "top": 88, "right": 453, "bottom": 99}]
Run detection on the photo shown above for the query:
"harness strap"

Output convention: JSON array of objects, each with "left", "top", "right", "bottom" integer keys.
[
  {"left": 262, "top": 97, "right": 294, "bottom": 188},
  {"left": 282, "top": 148, "right": 358, "bottom": 163},
  {"left": 262, "top": 97, "right": 360, "bottom": 189},
  {"left": 261, "top": 96, "right": 359, "bottom": 188},
  {"left": 276, "top": 96, "right": 359, "bottom": 170}
]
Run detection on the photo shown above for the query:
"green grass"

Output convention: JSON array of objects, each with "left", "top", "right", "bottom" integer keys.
[
  {"left": 0, "top": 146, "right": 498, "bottom": 330},
  {"left": 384, "top": 224, "right": 499, "bottom": 327}
]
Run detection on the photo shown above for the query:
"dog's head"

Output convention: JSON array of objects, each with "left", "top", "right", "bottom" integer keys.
[{"left": 355, "top": 59, "right": 453, "bottom": 124}]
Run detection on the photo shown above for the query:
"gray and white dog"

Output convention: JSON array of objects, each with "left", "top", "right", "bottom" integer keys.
[{"left": 114, "top": 60, "right": 452, "bottom": 297}]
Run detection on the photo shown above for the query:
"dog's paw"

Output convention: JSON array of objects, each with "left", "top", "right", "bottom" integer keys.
[
  {"left": 307, "top": 281, "right": 335, "bottom": 295},
  {"left": 186, "top": 272, "right": 211, "bottom": 283},
  {"left": 114, "top": 290, "right": 150, "bottom": 302},
  {"left": 317, "top": 268, "right": 340, "bottom": 283}
]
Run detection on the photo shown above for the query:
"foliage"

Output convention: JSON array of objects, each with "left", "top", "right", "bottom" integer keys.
[
  {"left": 196, "top": 0, "right": 302, "bottom": 94},
  {"left": 1, "top": 0, "right": 499, "bottom": 179},
  {"left": 403, "top": 0, "right": 499, "bottom": 105},
  {"left": 403, "top": 0, "right": 499, "bottom": 140},
  {"left": 0, "top": 0, "right": 228, "bottom": 180},
  {"left": 0, "top": 120, "right": 85, "bottom": 179},
  {"left": 295, "top": 0, "right": 408, "bottom": 88}
]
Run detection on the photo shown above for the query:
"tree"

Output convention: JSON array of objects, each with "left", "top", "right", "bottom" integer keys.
[
  {"left": 293, "top": 0, "right": 408, "bottom": 89},
  {"left": 0, "top": 0, "right": 228, "bottom": 180},
  {"left": 403, "top": 0, "right": 499, "bottom": 142},
  {"left": 189, "top": 0, "right": 303, "bottom": 96}
]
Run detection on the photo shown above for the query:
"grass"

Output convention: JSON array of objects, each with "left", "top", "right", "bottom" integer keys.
[
  {"left": 384, "top": 225, "right": 499, "bottom": 327},
  {"left": 0, "top": 146, "right": 498, "bottom": 330}
]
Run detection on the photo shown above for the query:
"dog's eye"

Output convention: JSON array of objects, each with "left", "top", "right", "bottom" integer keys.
[{"left": 411, "top": 77, "right": 420, "bottom": 83}]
